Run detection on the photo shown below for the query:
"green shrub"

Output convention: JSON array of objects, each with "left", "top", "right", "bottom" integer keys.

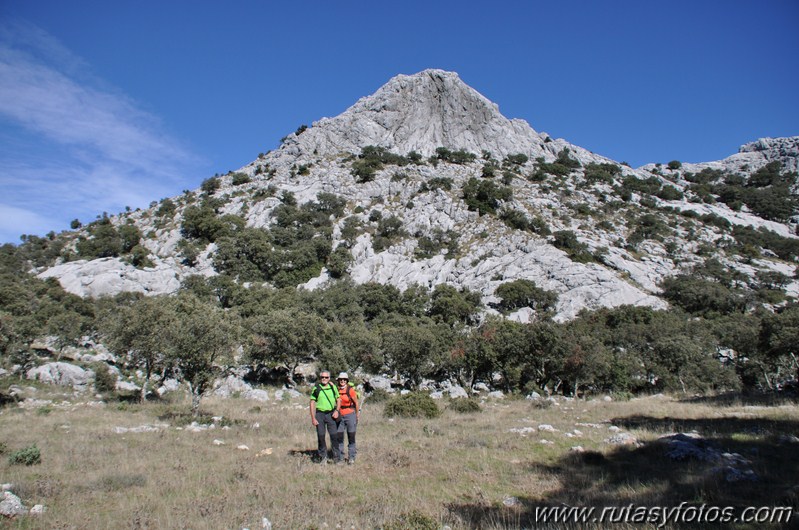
[
  {"left": 155, "top": 198, "right": 176, "bottom": 218},
  {"left": 656, "top": 185, "right": 684, "bottom": 201},
  {"left": 367, "top": 388, "right": 390, "bottom": 403},
  {"left": 552, "top": 230, "right": 594, "bottom": 263},
  {"left": 384, "top": 510, "right": 439, "bottom": 530},
  {"left": 462, "top": 178, "right": 513, "bottom": 215},
  {"left": 420, "top": 177, "right": 453, "bottom": 192},
  {"left": 415, "top": 229, "right": 459, "bottom": 259},
  {"left": 435, "top": 147, "right": 476, "bottom": 165},
  {"left": 230, "top": 172, "right": 251, "bottom": 186},
  {"left": 93, "top": 362, "right": 117, "bottom": 393},
  {"left": 583, "top": 162, "right": 621, "bottom": 184},
  {"left": 667, "top": 160, "right": 682, "bottom": 170},
  {"left": 201, "top": 177, "right": 221, "bottom": 194},
  {"left": 447, "top": 398, "right": 481, "bottom": 413},
  {"left": 352, "top": 146, "right": 411, "bottom": 183},
  {"left": 8, "top": 444, "right": 41, "bottom": 466},
  {"left": 495, "top": 279, "right": 558, "bottom": 313},
  {"left": 384, "top": 392, "right": 441, "bottom": 419},
  {"left": 504, "top": 153, "right": 529, "bottom": 166}
]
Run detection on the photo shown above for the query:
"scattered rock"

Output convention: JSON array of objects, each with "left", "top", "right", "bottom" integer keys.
[
  {"left": 508, "top": 427, "right": 536, "bottom": 435},
  {"left": 502, "top": 496, "right": 520, "bottom": 507},
  {"left": 213, "top": 439, "right": 226, "bottom": 446},
  {"left": 538, "top": 424, "right": 557, "bottom": 432},
  {"left": 472, "top": 382, "right": 490, "bottom": 393},
  {"left": 237, "top": 445, "right": 250, "bottom": 451},
  {"left": 660, "top": 433, "right": 759, "bottom": 483},
  {"left": 605, "top": 432, "right": 637, "bottom": 445},
  {"left": 525, "top": 391, "right": 541, "bottom": 400},
  {"left": 570, "top": 446, "right": 585, "bottom": 453},
  {"left": 113, "top": 424, "right": 168, "bottom": 434},
  {"left": 29, "top": 505, "right": 46, "bottom": 516},
  {"left": 487, "top": 391, "right": 505, "bottom": 399},
  {"left": 184, "top": 422, "right": 214, "bottom": 432},
  {"left": 115, "top": 380, "right": 141, "bottom": 392},
  {"left": 0, "top": 491, "right": 27, "bottom": 517}
]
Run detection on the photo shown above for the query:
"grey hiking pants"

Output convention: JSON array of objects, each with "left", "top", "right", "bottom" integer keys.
[
  {"left": 315, "top": 410, "right": 341, "bottom": 461},
  {"left": 337, "top": 412, "right": 357, "bottom": 461}
]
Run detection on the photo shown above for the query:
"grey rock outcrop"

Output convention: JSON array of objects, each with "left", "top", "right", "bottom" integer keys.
[{"left": 26, "top": 362, "right": 92, "bottom": 389}]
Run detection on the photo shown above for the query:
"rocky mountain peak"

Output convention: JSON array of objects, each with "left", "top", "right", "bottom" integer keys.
[{"left": 279, "top": 69, "right": 544, "bottom": 158}]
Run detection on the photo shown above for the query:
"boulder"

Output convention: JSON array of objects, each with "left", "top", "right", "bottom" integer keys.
[
  {"left": 212, "top": 375, "right": 252, "bottom": 398},
  {"left": 242, "top": 389, "right": 270, "bottom": 402},
  {"left": 365, "top": 376, "right": 393, "bottom": 392},
  {"left": 157, "top": 379, "right": 180, "bottom": 396},
  {"left": 0, "top": 491, "right": 27, "bottom": 517},
  {"left": 26, "top": 362, "right": 91, "bottom": 389}
]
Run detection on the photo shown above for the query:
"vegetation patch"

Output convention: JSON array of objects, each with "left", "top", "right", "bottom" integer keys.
[
  {"left": 384, "top": 392, "right": 441, "bottom": 418},
  {"left": 8, "top": 444, "right": 41, "bottom": 466}
]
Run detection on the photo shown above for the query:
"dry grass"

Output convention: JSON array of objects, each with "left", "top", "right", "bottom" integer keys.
[{"left": 0, "top": 388, "right": 797, "bottom": 529}]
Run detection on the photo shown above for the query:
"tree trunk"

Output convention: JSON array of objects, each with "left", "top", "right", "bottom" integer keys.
[
  {"left": 140, "top": 362, "right": 151, "bottom": 404},
  {"left": 191, "top": 389, "right": 202, "bottom": 418}
]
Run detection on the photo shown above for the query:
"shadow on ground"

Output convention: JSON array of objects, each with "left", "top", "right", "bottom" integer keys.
[{"left": 447, "top": 414, "right": 799, "bottom": 529}]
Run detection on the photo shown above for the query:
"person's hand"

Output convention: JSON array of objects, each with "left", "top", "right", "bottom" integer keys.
[{"left": 312, "top": 418, "right": 318, "bottom": 427}]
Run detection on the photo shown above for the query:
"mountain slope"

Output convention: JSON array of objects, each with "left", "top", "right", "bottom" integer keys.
[{"left": 37, "top": 70, "right": 799, "bottom": 320}]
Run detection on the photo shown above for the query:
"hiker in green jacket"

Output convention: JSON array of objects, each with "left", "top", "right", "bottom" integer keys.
[{"left": 309, "top": 370, "right": 341, "bottom": 464}]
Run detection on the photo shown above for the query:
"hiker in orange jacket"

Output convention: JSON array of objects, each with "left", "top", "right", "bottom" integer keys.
[{"left": 335, "top": 372, "right": 360, "bottom": 465}]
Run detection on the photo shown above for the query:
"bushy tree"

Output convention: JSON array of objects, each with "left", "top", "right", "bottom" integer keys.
[
  {"left": 102, "top": 295, "right": 175, "bottom": 402},
  {"left": 428, "top": 284, "right": 482, "bottom": 326},
  {"left": 462, "top": 178, "right": 512, "bottom": 215},
  {"left": 378, "top": 316, "right": 448, "bottom": 387},
  {"left": 661, "top": 275, "right": 746, "bottom": 316},
  {"left": 164, "top": 294, "right": 239, "bottom": 415},
  {"left": 759, "top": 305, "right": 799, "bottom": 385},
  {"left": 495, "top": 279, "right": 558, "bottom": 315},
  {"left": 247, "top": 309, "right": 327, "bottom": 387}
]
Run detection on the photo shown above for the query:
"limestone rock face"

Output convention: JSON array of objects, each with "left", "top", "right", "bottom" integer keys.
[
  {"left": 35, "top": 70, "right": 799, "bottom": 320},
  {"left": 38, "top": 258, "right": 183, "bottom": 298},
  {"left": 281, "top": 69, "right": 546, "bottom": 159}
]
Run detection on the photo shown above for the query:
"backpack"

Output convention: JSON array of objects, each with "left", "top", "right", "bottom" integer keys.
[{"left": 340, "top": 382, "right": 362, "bottom": 409}]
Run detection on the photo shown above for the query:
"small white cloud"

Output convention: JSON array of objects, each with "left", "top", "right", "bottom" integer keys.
[{"left": 0, "top": 20, "right": 205, "bottom": 243}]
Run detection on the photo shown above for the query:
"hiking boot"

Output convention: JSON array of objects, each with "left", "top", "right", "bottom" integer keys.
[
  {"left": 319, "top": 457, "right": 328, "bottom": 465},
  {"left": 347, "top": 458, "right": 355, "bottom": 465}
]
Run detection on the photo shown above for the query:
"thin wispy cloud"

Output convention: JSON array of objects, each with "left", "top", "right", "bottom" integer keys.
[{"left": 0, "top": 20, "right": 203, "bottom": 243}]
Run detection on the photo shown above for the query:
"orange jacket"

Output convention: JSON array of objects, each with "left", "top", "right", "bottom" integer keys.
[{"left": 338, "top": 384, "right": 359, "bottom": 415}]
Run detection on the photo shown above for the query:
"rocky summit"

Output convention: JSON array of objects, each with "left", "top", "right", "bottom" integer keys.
[{"left": 37, "top": 69, "right": 799, "bottom": 321}]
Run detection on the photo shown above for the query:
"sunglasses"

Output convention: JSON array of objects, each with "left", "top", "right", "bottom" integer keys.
[{"left": 320, "top": 376, "right": 330, "bottom": 379}]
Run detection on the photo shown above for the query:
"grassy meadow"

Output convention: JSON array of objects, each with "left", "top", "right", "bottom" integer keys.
[{"left": 1, "top": 385, "right": 798, "bottom": 529}]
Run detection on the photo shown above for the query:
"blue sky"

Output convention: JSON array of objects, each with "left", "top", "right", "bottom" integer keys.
[{"left": 1, "top": 1, "right": 797, "bottom": 244}]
